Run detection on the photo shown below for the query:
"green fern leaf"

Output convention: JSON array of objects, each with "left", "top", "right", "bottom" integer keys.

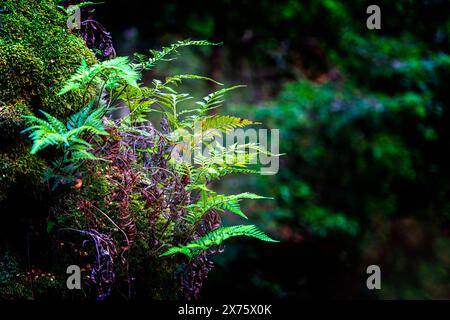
[
  {"left": 160, "top": 225, "right": 278, "bottom": 258},
  {"left": 133, "top": 39, "right": 221, "bottom": 71},
  {"left": 165, "top": 74, "right": 223, "bottom": 86},
  {"left": 196, "top": 85, "right": 246, "bottom": 115},
  {"left": 71, "top": 150, "right": 103, "bottom": 162},
  {"left": 159, "top": 246, "right": 192, "bottom": 258},
  {"left": 201, "top": 115, "right": 258, "bottom": 140},
  {"left": 58, "top": 57, "right": 140, "bottom": 95},
  {"left": 58, "top": 60, "right": 91, "bottom": 95},
  {"left": 39, "top": 110, "right": 67, "bottom": 135},
  {"left": 67, "top": 102, "right": 94, "bottom": 130},
  {"left": 187, "top": 192, "right": 270, "bottom": 222}
]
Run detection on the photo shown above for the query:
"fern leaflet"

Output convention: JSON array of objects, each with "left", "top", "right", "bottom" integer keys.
[{"left": 160, "top": 225, "right": 278, "bottom": 258}]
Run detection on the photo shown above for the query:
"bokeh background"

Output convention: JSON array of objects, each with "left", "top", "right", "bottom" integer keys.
[{"left": 93, "top": 0, "right": 448, "bottom": 299}]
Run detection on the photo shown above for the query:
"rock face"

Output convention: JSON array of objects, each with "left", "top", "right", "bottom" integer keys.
[{"left": 0, "top": 0, "right": 96, "bottom": 203}]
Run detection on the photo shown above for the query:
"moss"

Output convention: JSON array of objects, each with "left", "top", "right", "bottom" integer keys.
[
  {"left": 0, "top": 43, "right": 45, "bottom": 107},
  {"left": 51, "top": 163, "right": 182, "bottom": 299},
  {"left": 0, "top": 252, "right": 33, "bottom": 300},
  {"left": 0, "top": 142, "right": 47, "bottom": 202},
  {"left": 0, "top": 0, "right": 97, "bottom": 204},
  {"left": 0, "top": 102, "right": 31, "bottom": 139},
  {"left": 0, "top": 0, "right": 96, "bottom": 116}
]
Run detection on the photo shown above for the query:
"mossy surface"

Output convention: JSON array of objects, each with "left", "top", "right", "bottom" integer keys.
[
  {"left": 0, "top": 0, "right": 96, "bottom": 116},
  {"left": 51, "top": 163, "right": 181, "bottom": 299},
  {"left": 0, "top": 142, "right": 46, "bottom": 202},
  {"left": 0, "top": 0, "right": 96, "bottom": 202}
]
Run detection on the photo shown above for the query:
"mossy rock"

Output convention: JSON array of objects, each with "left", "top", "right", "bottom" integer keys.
[
  {"left": 0, "top": 0, "right": 96, "bottom": 203},
  {"left": 0, "top": 142, "right": 46, "bottom": 202}
]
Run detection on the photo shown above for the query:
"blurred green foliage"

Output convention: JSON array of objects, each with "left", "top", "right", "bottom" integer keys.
[
  {"left": 239, "top": 0, "right": 450, "bottom": 237},
  {"left": 220, "top": 0, "right": 450, "bottom": 298}
]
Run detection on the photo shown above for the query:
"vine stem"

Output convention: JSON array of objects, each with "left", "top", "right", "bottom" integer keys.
[{"left": 86, "top": 201, "right": 130, "bottom": 248}]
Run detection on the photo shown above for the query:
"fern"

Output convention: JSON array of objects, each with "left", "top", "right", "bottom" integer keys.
[
  {"left": 119, "top": 85, "right": 157, "bottom": 125},
  {"left": 29, "top": 40, "right": 280, "bottom": 285},
  {"left": 154, "top": 92, "right": 193, "bottom": 128},
  {"left": 22, "top": 114, "right": 68, "bottom": 154},
  {"left": 160, "top": 225, "right": 278, "bottom": 258},
  {"left": 188, "top": 142, "right": 274, "bottom": 184},
  {"left": 22, "top": 104, "right": 108, "bottom": 186},
  {"left": 164, "top": 74, "right": 223, "bottom": 87},
  {"left": 132, "top": 39, "right": 221, "bottom": 71},
  {"left": 66, "top": 103, "right": 107, "bottom": 135},
  {"left": 194, "top": 85, "right": 246, "bottom": 117},
  {"left": 186, "top": 191, "right": 270, "bottom": 223},
  {"left": 22, "top": 104, "right": 108, "bottom": 154},
  {"left": 58, "top": 57, "right": 139, "bottom": 95},
  {"left": 199, "top": 115, "right": 258, "bottom": 140},
  {"left": 99, "top": 56, "right": 140, "bottom": 90}
]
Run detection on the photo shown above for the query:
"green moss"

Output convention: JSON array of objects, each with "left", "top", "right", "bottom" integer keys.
[
  {"left": 0, "top": 102, "right": 32, "bottom": 139},
  {"left": 0, "top": 142, "right": 46, "bottom": 202},
  {"left": 0, "top": 0, "right": 97, "bottom": 204},
  {"left": 0, "top": 0, "right": 96, "bottom": 116},
  {"left": 0, "top": 43, "right": 45, "bottom": 106},
  {"left": 0, "top": 252, "right": 33, "bottom": 300}
]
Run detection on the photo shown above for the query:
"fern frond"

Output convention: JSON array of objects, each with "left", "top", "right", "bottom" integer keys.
[
  {"left": 70, "top": 150, "right": 104, "bottom": 162},
  {"left": 165, "top": 74, "right": 223, "bottom": 87},
  {"left": 22, "top": 106, "right": 108, "bottom": 160},
  {"left": 66, "top": 105, "right": 108, "bottom": 137},
  {"left": 200, "top": 115, "right": 258, "bottom": 140},
  {"left": 188, "top": 142, "right": 272, "bottom": 183},
  {"left": 158, "top": 246, "right": 192, "bottom": 258},
  {"left": 155, "top": 92, "right": 193, "bottom": 128},
  {"left": 58, "top": 60, "right": 91, "bottom": 95},
  {"left": 58, "top": 57, "right": 139, "bottom": 95},
  {"left": 22, "top": 113, "right": 68, "bottom": 154},
  {"left": 98, "top": 56, "right": 140, "bottom": 89},
  {"left": 82, "top": 107, "right": 108, "bottom": 134},
  {"left": 30, "top": 134, "right": 68, "bottom": 154},
  {"left": 67, "top": 102, "right": 94, "bottom": 130},
  {"left": 186, "top": 191, "right": 270, "bottom": 223},
  {"left": 67, "top": 137, "right": 93, "bottom": 148},
  {"left": 39, "top": 110, "right": 67, "bottom": 135},
  {"left": 133, "top": 39, "right": 221, "bottom": 71},
  {"left": 160, "top": 225, "right": 278, "bottom": 258},
  {"left": 21, "top": 116, "right": 55, "bottom": 134},
  {"left": 196, "top": 85, "right": 246, "bottom": 116},
  {"left": 174, "top": 162, "right": 194, "bottom": 178}
]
